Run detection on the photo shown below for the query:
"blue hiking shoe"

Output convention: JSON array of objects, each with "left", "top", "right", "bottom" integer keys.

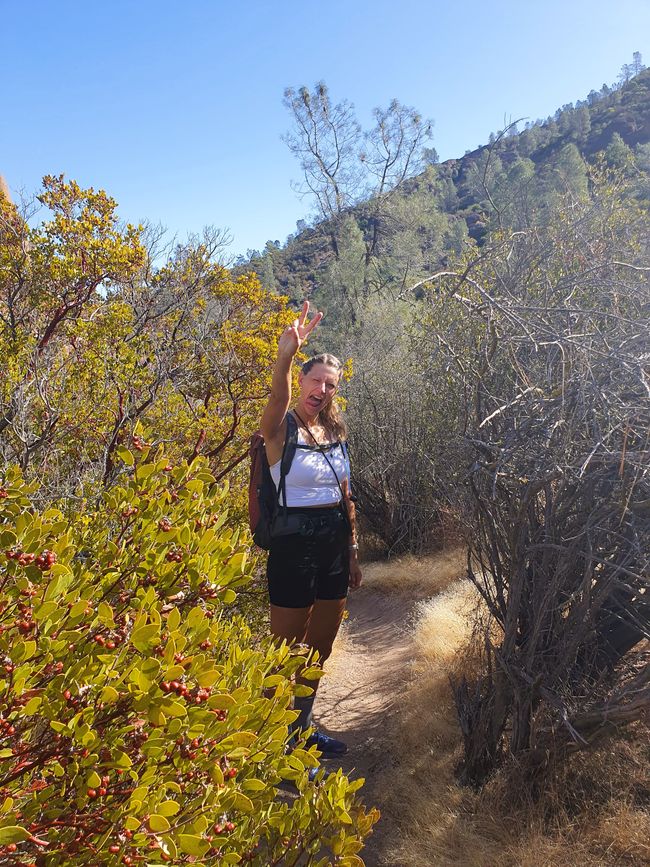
[{"left": 306, "top": 730, "right": 348, "bottom": 757}]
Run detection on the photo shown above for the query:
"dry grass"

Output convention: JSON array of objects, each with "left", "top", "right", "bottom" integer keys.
[
  {"left": 360, "top": 547, "right": 467, "bottom": 598},
  {"left": 368, "top": 568, "right": 650, "bottom": 867}
]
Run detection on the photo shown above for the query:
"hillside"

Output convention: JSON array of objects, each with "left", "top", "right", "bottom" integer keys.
[{"left": 240, "top": 67, "right": 650, "bottom": 304}]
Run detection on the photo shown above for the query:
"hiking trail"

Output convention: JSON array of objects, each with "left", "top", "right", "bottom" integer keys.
[{"left": 315, "top": 583, "right": 421, "bottom": 866}]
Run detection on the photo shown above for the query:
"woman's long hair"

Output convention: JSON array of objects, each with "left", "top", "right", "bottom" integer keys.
[{"left": 300, "top": 354, "right": 347, "bottom": 441}]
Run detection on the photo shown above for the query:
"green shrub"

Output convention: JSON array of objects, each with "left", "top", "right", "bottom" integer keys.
[{"left": 0, "top": 447, "right": 377, "bottom": 864}]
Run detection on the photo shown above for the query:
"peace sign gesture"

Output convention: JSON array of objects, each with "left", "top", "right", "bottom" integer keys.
[{"left": 278, "top": 300, "right": 323, "bottom": 358}]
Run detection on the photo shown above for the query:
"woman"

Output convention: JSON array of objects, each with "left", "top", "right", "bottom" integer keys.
[{"left": 261, "top": 301, "right": 362, "bottom": 756}]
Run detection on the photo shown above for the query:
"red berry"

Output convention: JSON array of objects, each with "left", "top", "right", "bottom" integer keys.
[{"left": 87, "top": 788, "right": 97, "bottom": 799}]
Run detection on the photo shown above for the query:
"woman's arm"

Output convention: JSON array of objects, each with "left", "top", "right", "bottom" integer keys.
[
  {"left": 261, "top": 301, "right": 322, "bottom": 463},
  {"left": 260, "top": 345, "right": 294, "bottom": 452},
  {"left": 343, "top": 479, "right": 362, "bottom": 590}
]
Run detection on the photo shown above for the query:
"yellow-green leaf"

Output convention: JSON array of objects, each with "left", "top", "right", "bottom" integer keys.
[
  {"left": 241, "top": 778, "right": 266, "bottom": 792},
  {"left": 167, "top": 607, "right": 181, "bottom": 632},
  {"left": 100, "top": 686, "right": 119, "bottom": 703},
  {"left": 131, "top": 623, "right": 160, "bottom": 652},
  {"left": 148, "top": 814, "right": 170, "bottom": 832},
  {"left": 231, "top": 792, "right": 254, "bottom": 812},
  {"left": 178, "top": 835, "right": 210, "bottom": 856},
  {"left": 0, "top": 826, "right": 30, "bottom": 844}
]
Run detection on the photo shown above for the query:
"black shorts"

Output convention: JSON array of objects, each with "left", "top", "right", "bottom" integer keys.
[{"left": 266, "top": 507, "right": 350, "bottom": 608}]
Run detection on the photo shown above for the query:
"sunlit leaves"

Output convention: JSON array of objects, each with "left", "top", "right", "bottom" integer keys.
[
  {"left": 0, "top": 454, "right": 377, "bottom": 864},
  {"left": 1, "top": 177, "right": 294, "bottom": 509}
]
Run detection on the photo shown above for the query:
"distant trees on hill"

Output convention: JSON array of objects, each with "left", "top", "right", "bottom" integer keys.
[{"left": 241, "top": 56, "right": 650, "bottom": 329}]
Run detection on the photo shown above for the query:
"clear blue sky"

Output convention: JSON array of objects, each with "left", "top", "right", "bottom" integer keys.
[{"left": 2, "top": 0, "right": 648, "bottom": 258}]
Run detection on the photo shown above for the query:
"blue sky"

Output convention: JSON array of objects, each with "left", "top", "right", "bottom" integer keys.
[{"left": 2, "top": 0, "right": 649, "bottom": 258}]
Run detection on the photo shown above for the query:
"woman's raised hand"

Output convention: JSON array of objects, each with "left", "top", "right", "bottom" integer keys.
[{"left": 278, "top": 300, "right": 323, "bottom": 357}]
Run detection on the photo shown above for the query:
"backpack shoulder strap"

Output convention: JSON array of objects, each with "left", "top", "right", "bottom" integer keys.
[
  {"left": 276, "top": 412, "right": 299, "bottom": 512},
  {"left": 280, "top": 412, "right": 298, "bottom": 477}
]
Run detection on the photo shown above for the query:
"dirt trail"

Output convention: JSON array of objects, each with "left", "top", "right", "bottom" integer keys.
[{"left": 314, "top": 585, "right": 421, "bottom": 866}]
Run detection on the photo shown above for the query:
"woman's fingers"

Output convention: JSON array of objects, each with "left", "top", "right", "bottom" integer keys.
[
  {"left": 303, "top": 310, "right": 323, "bottom": 335},
  {"left": 294, "top": 300, "right": 323, "bottom": 342},
  {"left": 298, "top": 300, "right": 310, "bottom": 328}
]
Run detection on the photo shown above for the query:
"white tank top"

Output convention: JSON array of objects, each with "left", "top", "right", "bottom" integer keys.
[{"left": 269, "top": 426, "right": 350, "bottom": 507}]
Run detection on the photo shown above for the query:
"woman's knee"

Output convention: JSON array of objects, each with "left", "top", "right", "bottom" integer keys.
[
  {"left": 269, "top": 604, "right": 312, "bottom": 646},
  {"left": 303, "top": 598, "right": 346, "bottom": 663}
]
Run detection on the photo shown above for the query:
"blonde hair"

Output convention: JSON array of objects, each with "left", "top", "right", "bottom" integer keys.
[{"left": 301, "top": 354, "right": 347, "bottom": 441}]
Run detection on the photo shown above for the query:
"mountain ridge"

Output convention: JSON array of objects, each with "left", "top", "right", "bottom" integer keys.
[{"left": 242, "top": 67, "right": 650, "bottom": 302}]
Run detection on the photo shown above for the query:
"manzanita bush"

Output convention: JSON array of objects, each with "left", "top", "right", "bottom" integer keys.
[{"left": 0, "top": 441, "right": 377, "bottom": 864}]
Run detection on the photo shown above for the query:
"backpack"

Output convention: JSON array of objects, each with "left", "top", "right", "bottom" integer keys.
[{"left": 248, "top": 412, "right": 299, "bottom": 550}]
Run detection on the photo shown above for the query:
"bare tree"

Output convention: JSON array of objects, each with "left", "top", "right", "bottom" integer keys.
[
  {"left": 360, "top": 100, "right": 433, "bottom": 266},
  {"left": 420, "top": 176, "right": 650, "bottom": 788},
  {"left": 283, "top": 82, "right": 362, "bottom": 232},
  {"left": 283, "top": 81, "right": 433, "bottom": 277}
]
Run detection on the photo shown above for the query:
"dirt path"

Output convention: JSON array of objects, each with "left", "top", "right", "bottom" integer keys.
[{"left": 314, "top": 585, "right": 420, "bottom": 866}]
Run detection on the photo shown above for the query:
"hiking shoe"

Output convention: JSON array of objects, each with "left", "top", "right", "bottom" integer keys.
[{"left": 306, "top": 731, "right": 348, "bottom": 756}]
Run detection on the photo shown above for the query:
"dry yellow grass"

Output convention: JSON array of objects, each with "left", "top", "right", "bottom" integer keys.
[
  {"left": 364, "top": 557, "right": 650, "bottom": 867},
  {"left": 361, "top": 547, "right": 467, "bottom": 598}
]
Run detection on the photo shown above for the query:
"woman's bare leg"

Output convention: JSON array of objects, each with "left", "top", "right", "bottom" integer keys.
[
  {"left": 303, "top": 597, "right": 347, "bottom": 667},
  {"left": 296, "top": 597, "right": 347, "bottom": 727},
  {"left": 269, "top": 604, "right": 314, "bottom": 733},
  {"left": 269, "top": 603, "right": 313, "bottom": 646},
  {"left": 270, "top": 598, "right": 346, "bottom": 735}
]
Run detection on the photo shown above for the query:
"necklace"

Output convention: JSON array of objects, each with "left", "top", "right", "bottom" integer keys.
[{"left": 292, "top": 410, "right": 329, "bottom": 448}]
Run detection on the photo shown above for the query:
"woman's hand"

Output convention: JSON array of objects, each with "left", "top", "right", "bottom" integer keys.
[
  {"left": 278, "top": 300, "right": 323, "bottom": 358},
  {"left": 349, "top": 553, "right": 363, "bottom": 590}
]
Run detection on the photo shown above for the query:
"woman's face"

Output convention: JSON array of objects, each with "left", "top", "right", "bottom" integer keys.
[{"left": 298, "top": 363, "right": 340, "bottom": 415}]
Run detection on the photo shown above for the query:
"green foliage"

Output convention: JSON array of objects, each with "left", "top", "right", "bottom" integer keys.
[
  {"left": 0, "top": 178, "right": 295, "bottom": 505},
  {"left": 605, "top": 132, "right": 634, "bottom": 169},
  {"left": 0, "top": 451, "right": 377, "bottom": 864}
]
